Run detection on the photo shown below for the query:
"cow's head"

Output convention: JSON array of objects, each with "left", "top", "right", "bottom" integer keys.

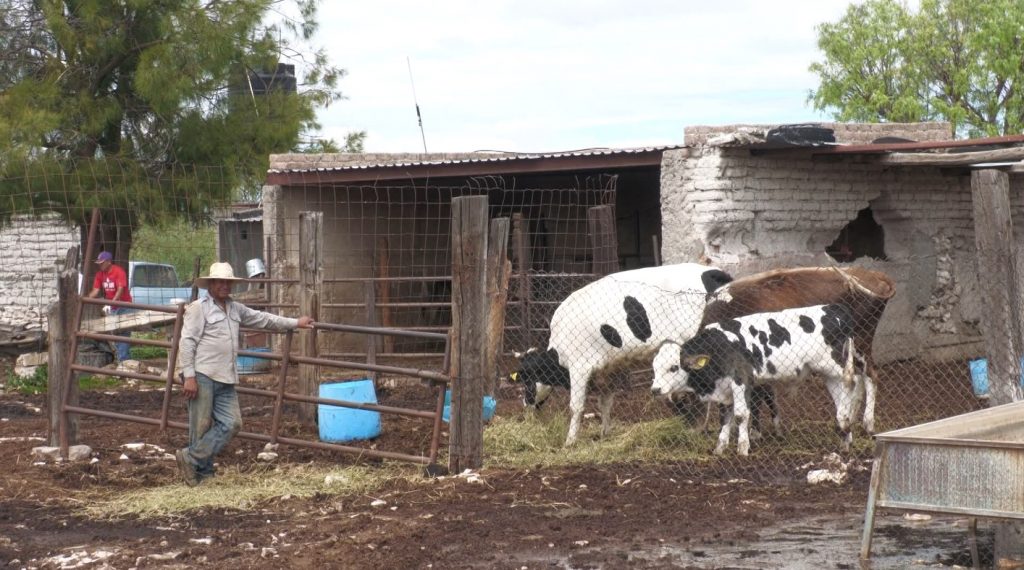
[
  {"left": 511, "top": 347, "right": 569, "bottom": 409},
  {"left": 651, "top": 331, "right": 730, "bottom": 398}
]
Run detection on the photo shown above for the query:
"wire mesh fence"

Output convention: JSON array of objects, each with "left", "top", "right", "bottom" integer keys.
[{"left": 0, "top": 158, "right": 996, "bottom": 480}]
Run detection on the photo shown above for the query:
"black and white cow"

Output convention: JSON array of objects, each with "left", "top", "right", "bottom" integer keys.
[
  {"left": 650, "top": 304, "right": 863, "bottom": 456},
  {"left": 512, "top": 263, "right": 733, "bottom": 446}
]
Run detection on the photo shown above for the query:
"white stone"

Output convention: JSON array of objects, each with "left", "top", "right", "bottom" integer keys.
[
  {"left": 257, "top": 451, "right": 278, "bottom": 462},
  {"left": 370, "top": 499, "right": 387, "bottom": 507}
]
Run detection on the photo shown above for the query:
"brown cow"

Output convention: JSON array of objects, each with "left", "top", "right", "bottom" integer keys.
[{"left": 698, "top": 266, "right": 896, "bottom": 435}]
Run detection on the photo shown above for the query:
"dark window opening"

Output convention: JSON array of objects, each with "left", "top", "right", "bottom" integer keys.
[{"left": 826, "top": 207, "right": 887, "bottom": 262}]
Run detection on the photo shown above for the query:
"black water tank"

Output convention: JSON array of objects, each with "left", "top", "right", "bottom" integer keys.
[{"left": 245, "top": 63, "right": 297, "bottom": 95}]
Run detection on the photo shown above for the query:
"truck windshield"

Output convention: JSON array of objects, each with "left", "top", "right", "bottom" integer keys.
[{"left": 134, "top": 265, "right": 178, "bottom": 288}]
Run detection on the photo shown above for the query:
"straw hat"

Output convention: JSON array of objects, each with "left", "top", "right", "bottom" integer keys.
[{"left": 194, "top": 262, "right": 244, "bottom": 288}]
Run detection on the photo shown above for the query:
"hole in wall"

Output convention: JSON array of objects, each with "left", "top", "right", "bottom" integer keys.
[{"left": 826, "top": 207, "right": 887, "bottom": 262}]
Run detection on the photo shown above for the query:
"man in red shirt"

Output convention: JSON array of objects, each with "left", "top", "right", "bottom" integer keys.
[{"left": 88, "top": 251, "right": 134, "bottom": 361}]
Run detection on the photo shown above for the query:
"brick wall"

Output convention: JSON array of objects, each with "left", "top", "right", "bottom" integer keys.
[
  {"left": 660, "top": 140, "right": 1001, "bottom": 361},
  {"left": 0, "top": 213, "right": 80, "bottom": 329}
]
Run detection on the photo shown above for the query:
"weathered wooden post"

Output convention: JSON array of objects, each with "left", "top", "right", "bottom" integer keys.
[
  {"left": 449, "top": 195, "right": 489, "bottom": 472},
  {"left": 485, "top": 217, "right": 511, "bottom": 396},
  {"left": 47, "top": 247, "right": 80, "bottom": 446},
  {"left": 971, "top": 169, "right": 1024, "bottom": 563},
  {"left": 298, "top": 211, "right": 323, "bottom": 425},
  {"left": 971, "top": 169, "right": 1024, "bottom": 405},
  {"left": 588, "top": 205, "right": 619, "bottom": 276},
  {"left": 511, "top": 213, "right": 532, "bottom": 350}
]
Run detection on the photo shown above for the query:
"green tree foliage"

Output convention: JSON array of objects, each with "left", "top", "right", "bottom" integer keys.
[
  {"left": 0, "top": 0, "right": 344, "bottom": 259},
  {"left": 810, "top": 0, "right": 1024, "bottom": 137}
]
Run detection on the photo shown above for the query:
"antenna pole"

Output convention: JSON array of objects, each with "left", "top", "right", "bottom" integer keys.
[{"left": 407, "top": 57, "right": 428, "bottom": 153}]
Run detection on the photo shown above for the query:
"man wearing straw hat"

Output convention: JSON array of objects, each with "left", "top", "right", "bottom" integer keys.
[{"left": 175, "top": 262, "right": 313, "bottom": 486}]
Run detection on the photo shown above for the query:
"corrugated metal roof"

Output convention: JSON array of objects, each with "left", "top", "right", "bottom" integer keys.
[{"left": 267, "top": 145, "right": 683, "bottom": 174}]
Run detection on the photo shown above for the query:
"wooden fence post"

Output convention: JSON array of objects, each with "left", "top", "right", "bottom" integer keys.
[
  {"left": 485, "top": 218, "right": 511, "bottom": 396},
  {"left": 972, "top": 169, "right": 1024, "bottom": 562},
  {"left": 588, "top": 205, "right": 619, "bottom": 276},
  {"left": 971, "top": 169, "right": 1024, "bottom": 406},
  {"left": 449, "top": 196, "right": 489, "bottom": 472},
  {"left": 511, "top": 213, "right": 532, "bottom": 350},
  {"left": 298, "top": 211, "right": 323, "bottom": 425},
  {"left": 48, "top": 246, "right": 80, "bottom": 446}
]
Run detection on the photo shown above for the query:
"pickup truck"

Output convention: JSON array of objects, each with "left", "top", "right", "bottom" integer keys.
[{"left": 128, "top": 261, "right": 196, "bottom": 306}]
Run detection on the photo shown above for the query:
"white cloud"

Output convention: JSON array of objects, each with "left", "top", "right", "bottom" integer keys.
[{"left": 308, "top": 0, "right": 854, "bottom": 152}]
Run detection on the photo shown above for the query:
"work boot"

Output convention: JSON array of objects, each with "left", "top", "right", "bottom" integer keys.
[{"left": 175, "top": 449, "right": 199, "bottom": 486}]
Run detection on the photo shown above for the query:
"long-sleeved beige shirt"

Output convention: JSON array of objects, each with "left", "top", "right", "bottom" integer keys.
[{"left": 177, "top": 296, "right": 299, "bottom": 385}]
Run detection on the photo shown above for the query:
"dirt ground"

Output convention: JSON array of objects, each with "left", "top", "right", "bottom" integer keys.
[{"left": 0, "top": 356, "right": 992, "bottom": 569}]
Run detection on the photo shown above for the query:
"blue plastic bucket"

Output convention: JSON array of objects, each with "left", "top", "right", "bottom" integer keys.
[
  {"left": 237, "top": 347, "right": 272, "bottom": 374},
  {"left": 441, "top": 389, "right": 497, "bottom": 423},
  {"left": 318, "top": 379, "right": 382, "bottom": 442},
  {"left": 968, "top": 357, "right": 1024, "bottom": 397}
]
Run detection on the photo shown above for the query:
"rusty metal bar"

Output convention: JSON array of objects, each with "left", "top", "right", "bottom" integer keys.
[
  {"left": 62, "top": 405, "right": 432, "bottom": 464},
  {"left": 160, "top": 303, "right": 186, "bottom": 431},
  {"left": 79, "top": 296, "right": 180, "bottom": 313},
  {"left": 321, "top": 352, "right": 448, "bottom": 359},
  {"left": 429, "top": 331, "right": 454, "bottom": 464},
  {"left": 313, "top": 321, "right": 448, "bottom": 341},
  {"left": 290, "top": 354, "right": 450, "bottom": 383},
  {"left": 269, "top": 330, "right": 294, "bottom": 444},
  {"left": 78, "top": 331, "right": 173, "bottom": 347},
  {"left": 71, "top": 364, "right": 166, "bottom": 384},
  {"left": 231, "top": 383, "right": 438, "bottom": 420},
  {"left": 324, "top": 301, "right": 450, "bottom": 309}
]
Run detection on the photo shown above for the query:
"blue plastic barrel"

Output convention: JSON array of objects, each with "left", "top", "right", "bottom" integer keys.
[
  {"left": 968, "top": 357, "right": 1024, "bottom": 397},
  {"left": 318, "top": 379, "right": 382, "bottom": 442},
  {"left": 441, "top": 389, "right": 497, "bottom": 423},
  {"left": 237, "top": 347, "right": 272, "bottom": 374}
]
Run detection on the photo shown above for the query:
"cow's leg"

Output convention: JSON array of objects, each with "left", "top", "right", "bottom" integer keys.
[
  {"left": 714, "top": 403, "right": 733, "bottom": 456},
  {"left": 765, "top": 386, "right": 782, "bottom": 434},
  {"left": 564, "top": 366, "right": 590, "bottom": 447},
  {"left": 597, "top": 392, "right": 615, "bottom": 438},
  {"left": 862, "top": 361, "right": 878, "bottom": 434},
  {"left": 825, "top": 377, "right": 855, "bottom": 452},
  {"left": 733, "top": 382, "right": 752, "bottom": 456}
]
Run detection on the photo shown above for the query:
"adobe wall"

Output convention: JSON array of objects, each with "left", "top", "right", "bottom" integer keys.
[
  {"left": 0, "top": 213, "right": 80, "bottom": 330},
  {"left": 660, "top": 122, "right": 1008, "bottom": 362}
]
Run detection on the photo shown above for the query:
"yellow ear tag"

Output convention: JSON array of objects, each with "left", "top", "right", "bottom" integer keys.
[
  {"left": 692, "top": 355, "right": 710, "bottom": 370},
  {"left": 509, "top": 372, "right": 518, "bottom": 381}
]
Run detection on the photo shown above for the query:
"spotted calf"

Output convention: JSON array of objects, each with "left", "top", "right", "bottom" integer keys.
[{"left": 651, "top": 304, "right": 863, "bottom": 456}]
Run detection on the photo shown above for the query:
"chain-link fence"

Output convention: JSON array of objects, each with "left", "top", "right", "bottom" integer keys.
[
  {"left": 505, "top": 263, "right": 986, "bottom": 479},
  {"left": 0, "top": 158, "right": 992, "bottom": 479}
]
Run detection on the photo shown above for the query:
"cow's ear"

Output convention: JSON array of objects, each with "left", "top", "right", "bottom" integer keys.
[{"left": 685, "top": 354, "right": 711, "bottom": 370}]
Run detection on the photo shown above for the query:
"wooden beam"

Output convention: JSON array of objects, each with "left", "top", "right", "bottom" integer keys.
[
  {"left": 448, "top": 195, "right": 489, "bottom": 472},
  {"left": 588, "top": 205, "right": 620, "bottom": 276},
  {"left": 484, "top": 217, "right": 511, "bottom": 397},
  {"left": 298, "top": 211, "right": 323, "bottom": 425},
  {"left": 971, "top": 169, "right": 1024, "bottom": 405},
  {"left": 879, "top": 146, "right": 1024, "bottom": 166},
  {"left": 48, "top": 247, "right": 79, "bottom": 446}
]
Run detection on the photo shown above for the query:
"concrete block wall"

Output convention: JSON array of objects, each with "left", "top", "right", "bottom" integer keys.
[{"left": 0, "top": 213, "right": 80, "bottom": 329}]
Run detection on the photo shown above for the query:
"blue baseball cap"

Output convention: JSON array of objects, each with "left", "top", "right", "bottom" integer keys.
[{"left": 94, "top": 251, "right": 113, "bottom": 263}]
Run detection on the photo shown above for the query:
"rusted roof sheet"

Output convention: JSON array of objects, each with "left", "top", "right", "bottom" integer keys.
[{"left": 265, "top": 145, "right": 682, "bottom": 185}]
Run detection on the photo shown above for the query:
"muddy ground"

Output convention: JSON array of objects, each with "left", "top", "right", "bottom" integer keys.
[{"left": 0, "top": 357, "right": 993, "bottom": 569}]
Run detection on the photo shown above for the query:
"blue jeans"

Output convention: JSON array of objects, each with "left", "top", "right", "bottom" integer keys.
[
  {"left": 111, "top": 307, "right": 133, "bottom": 362},
  {"left": 184, "top": 373, "right": 242, "bottom": 480}
]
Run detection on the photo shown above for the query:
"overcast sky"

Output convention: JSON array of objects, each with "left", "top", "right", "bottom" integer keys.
[{"left": 310, "top": 1, "right": 855, "bottom": 153}]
